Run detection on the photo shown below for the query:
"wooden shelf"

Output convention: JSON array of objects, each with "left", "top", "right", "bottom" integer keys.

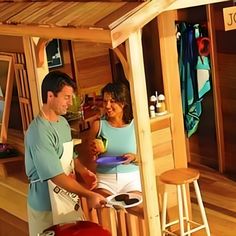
[
  {"left": 150, "top": 112, "right": 172, "bottom": 132},
  {"left": 0, "top": 156, "right": 23, "bottom": 164},
  {"left": 0, "top": 155, "right": 24, "bottom": 178}
]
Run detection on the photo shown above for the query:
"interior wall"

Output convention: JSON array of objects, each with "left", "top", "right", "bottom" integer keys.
[{"left": 0, "top": 36, "right": 24, "bottom": 53}]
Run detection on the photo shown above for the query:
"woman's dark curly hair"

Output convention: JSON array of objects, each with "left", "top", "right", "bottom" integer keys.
[{"left": 101, "top": 82, "right": 133, "bottom": 124}]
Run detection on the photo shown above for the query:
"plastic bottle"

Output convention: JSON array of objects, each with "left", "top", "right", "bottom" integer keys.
[
  {"left": 149, "top": 105, "right": 156, "bottom": 118},
  {"left": 157, "top": 94, "right": 166, "bottom": 114},
  {"left": 150, "top": 95, "right": 157, "bottom": 106}
]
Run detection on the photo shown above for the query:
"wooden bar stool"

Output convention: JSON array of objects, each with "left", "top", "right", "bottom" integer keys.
[{"left": 159, "top": 168, "right": 211, "bottom": 236}]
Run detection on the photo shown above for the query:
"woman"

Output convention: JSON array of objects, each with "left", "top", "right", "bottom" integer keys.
[{"left": 89, "top": 82, "right": 142, "bottom": 215}]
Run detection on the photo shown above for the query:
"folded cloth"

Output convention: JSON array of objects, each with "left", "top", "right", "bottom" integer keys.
[{"left": 0, "top": 143, "right": 18, "bottom": 158}]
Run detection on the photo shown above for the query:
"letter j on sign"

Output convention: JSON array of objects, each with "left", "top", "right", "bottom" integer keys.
[{"left": 223, "top": 6, "right": 236, "bottom": 31}]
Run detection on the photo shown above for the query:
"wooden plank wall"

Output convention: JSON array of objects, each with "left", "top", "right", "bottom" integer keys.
[
  {"left": 0, "top": 35, "right": 24, "bottom": 53},
  {"left": 72, "top": 41, "right": 112, "bottom": 95},
  {"left": 218, "top": 53, "right": 236, "bottom": 176},
  {"left": 213, "top": 1, "right": 236, "bottom": 176},
  {"left": 150, "top": 116, "right": 176, "bottom": 209}
]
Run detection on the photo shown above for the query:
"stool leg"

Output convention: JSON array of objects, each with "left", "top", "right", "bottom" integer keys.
[
  {"left": 177, "top": 185, "right": 185, "bottom": 236},
  {"left": 181, "top": 184, "right": 190, "bottom": 236},
  {"left": 193, "top": 180, "right": 211, "bottom": 236},
  {"left": 161, "top": 190, "right": 168, "bottom": 236}
]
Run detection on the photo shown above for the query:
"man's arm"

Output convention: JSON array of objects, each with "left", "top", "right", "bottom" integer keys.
[
  {"left": 51, "top": 173, "right": 106, "bottom": 209},
  {"left": 74, "top": 158, "right": 97, "bottom": 190}
]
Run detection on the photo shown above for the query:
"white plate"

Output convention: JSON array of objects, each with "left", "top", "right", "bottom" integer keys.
[{"left": 106, "top": 193, "right": 142, "bottom": 209}]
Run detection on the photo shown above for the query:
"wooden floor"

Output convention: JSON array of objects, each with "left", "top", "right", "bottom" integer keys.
[
  {"left": 1, "top": 163, "right": 236, "bottom": 235},
  {"left": 189, "top": 164, "right": 236, "bottom": 236}
]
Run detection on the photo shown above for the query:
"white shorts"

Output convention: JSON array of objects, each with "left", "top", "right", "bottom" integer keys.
[
  {"left": 96, "top": 170, "right": 142, "bottom": 195},
  {"left": 27, "top": 204, "right": 53, "bottom": 236}
]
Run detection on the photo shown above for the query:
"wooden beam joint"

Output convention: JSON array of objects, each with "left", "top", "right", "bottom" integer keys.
[{"left": 35, "top": 38, "right": 52, "bottom": 67}]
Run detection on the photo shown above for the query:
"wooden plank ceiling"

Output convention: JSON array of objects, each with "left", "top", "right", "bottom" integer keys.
[
  {"left": 0, "top": 0, "right": 231, "bottom": 48},
  {"left": 0, "top": 1, "right": 148, "bottom": 47}
]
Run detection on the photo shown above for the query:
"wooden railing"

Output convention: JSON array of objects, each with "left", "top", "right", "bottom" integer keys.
[{"left": 80, "top": 197, "right": 147, "bottom": 236}]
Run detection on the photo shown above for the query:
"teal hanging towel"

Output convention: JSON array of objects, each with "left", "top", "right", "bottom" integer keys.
[{"left": 177, "top": 22, "right": 211, "bottom": 137}]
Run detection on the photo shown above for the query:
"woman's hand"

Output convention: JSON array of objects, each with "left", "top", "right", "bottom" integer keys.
[
  {"left": 90, "top": 139, "right": 105, "bottom": 160},
  {"left": 122, "top": 153, "right": 137, "bottom": 164}
]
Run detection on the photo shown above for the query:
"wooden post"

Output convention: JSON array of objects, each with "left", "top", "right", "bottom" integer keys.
[
  {"left": 157, "top": 11, "right": 188, "bottom": 168},
  {"left": 206, "top": 5, "right": 225, "bottom": 173},
  {"left": 125, "top": 30, "right": 162, "bottom": 236}
]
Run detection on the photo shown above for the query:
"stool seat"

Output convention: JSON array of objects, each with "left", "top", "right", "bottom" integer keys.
[
  {"left": 160, "top": 167, "right": 211, "bottom": 236},
  {"left": 159, "top": 168, "right": 200, "bottom": 185}
]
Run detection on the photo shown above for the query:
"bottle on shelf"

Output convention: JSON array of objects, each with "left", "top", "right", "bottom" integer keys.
[
  {"left": 150, "top": 95, "right": 157, "bottom": 107},
  {"left": 149, "top": 105, "right": 156, "bottom": 118},
  {"left": 156, "top": 94, "right": 167, "bottom": 115}
]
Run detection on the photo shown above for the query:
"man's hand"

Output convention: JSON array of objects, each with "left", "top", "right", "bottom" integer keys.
[
  {"left": 87, "top": 192, "right": 107, "bottom": 209},
  {"left": 80, "top": 168, "right": 97, "bottom": 190}
]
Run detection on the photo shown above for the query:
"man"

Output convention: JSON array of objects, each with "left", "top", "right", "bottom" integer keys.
[{"left": 25, "top": 71, "right": 106, "bottom": 236}]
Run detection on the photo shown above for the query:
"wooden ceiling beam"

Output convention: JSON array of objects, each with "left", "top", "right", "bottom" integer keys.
[
  {"left": 110, "top": 0, "right": 176, "bottom": 48},
  {"left": 0, "top": 24, "right": 112, "bottom": 46}
]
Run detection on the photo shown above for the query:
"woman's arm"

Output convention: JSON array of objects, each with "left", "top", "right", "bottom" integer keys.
[{"left": 88, "top": 119, "right": 101, "bottom": 159}]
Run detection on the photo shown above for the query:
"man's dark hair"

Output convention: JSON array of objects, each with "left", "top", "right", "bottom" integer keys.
[
  {"left": 41, "top": 71, "right": 76, "bottom": 103},
  {"left": 102, "top": 82, "right": 133, "bottom": 124}
]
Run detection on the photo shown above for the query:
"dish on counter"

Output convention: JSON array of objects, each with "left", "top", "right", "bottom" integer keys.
[{"left": 106, "top": 193, "right": 142, "bottom": 209}]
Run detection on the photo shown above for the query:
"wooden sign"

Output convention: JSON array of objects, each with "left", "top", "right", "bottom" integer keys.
[{"left": 223, "top": 6, "right": 236, "bottom": 31}]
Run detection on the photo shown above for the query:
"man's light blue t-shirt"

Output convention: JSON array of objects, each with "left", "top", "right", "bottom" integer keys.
[{"left": 25, "top": 116, "right": 72, "bottom": 211}]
